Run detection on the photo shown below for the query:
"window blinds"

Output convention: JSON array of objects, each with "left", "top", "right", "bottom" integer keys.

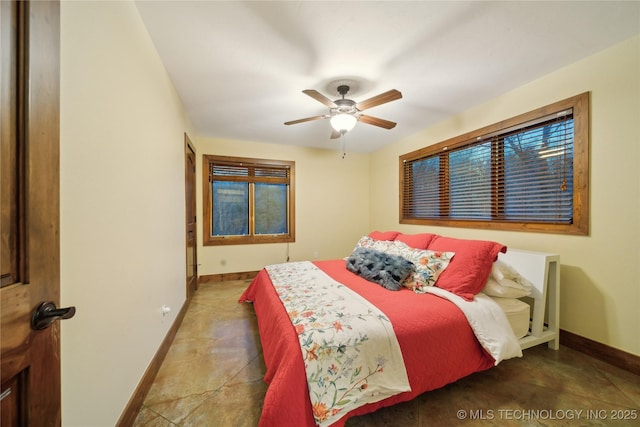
[
  {"left": 402, "top": 110, "right": 574, "bottom": 224},
  {"left": 210, "top": 161, "right": 291, "bottom": 184}
]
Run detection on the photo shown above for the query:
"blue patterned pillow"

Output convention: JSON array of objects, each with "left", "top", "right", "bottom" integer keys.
[{"left": 346, "top": 247, "right": 415, "bottom": 291}]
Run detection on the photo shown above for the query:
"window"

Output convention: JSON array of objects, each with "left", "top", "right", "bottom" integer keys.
[
  {"left": 204, "top": 155, "right": 295, "bottom": 245},
  {"left": 400, "top": 92, "right": 589, "bottom": 235}
]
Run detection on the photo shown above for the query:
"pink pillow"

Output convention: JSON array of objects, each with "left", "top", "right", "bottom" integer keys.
[
  {"left": 428, "top": 236, "right": 507, "bottom": 300},
  {"left": 394, "top": 233, "right": 438, "bottom": 250},
  {"left": 368, "top": 230, "right": 399, "bottom": 241}
]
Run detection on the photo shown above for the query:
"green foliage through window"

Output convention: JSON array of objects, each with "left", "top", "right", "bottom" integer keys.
[{"left": 204, "top": 155, "right": 295, "bottom": 245}]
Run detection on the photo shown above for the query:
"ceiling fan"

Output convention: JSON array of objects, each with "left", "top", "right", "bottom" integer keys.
[{"left": 284, "top": 85, "right": 402, "bottom": 139}]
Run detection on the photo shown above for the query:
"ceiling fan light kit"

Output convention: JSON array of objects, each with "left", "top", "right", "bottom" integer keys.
[
  {"left": 285, "top": 83, "right": 402, "bottom": 139},
  {"left": 330, "top": 113, "right": 357, "bottom": 133}
]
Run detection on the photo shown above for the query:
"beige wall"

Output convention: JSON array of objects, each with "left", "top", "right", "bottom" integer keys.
[
  {"left": 370, "top": 35, "right": 640, "bottom": 357},
  {"left": 60, "top": 1, "right": 194, "bottom": 425},
  {"left": 196, "top": 137, "right": 371, "bottom": 274}
]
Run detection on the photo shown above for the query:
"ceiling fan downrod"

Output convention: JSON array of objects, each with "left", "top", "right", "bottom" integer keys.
[{"left": 334, "top": 86, "right": 357, "bottom": 115}]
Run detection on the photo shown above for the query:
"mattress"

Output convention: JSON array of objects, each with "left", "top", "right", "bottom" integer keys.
[{"left": 490, "top": 296, "right": 530, "bottom": 339}]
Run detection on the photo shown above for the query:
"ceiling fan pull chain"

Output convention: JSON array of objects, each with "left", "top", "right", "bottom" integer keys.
[{"left": 342, "top": 135, "right": 347, "bottom": 159}]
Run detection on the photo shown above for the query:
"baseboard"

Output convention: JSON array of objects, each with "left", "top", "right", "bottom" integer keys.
[
  {"left": 199, "top": 271, "right": 259, "bottom": 283},
  {"left": 115, "top": 297, "right": 191, "bottom": 427},
  {"left": 560, "top": 329, "right": 640, "bottom": 376}
]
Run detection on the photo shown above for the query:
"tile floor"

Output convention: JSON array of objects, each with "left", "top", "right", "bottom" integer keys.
[{"left": 133, "top": 280, "right": 640, "bottom": 426}]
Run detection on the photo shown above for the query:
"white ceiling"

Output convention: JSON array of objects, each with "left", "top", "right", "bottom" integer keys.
[{"left": 135, "top": 1, "right": 640, "bottom": 153}]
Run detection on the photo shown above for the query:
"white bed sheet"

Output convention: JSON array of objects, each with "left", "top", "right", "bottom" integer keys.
[{"left": 425, "top": 287, "right": 523, "bottom": 365}]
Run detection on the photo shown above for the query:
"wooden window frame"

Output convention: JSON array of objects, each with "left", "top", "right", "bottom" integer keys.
[
  {"left": 399, "top": 92, "right": 589, "bottom": 235},
  {"left": 203, "top": 154, "right": 295, "bottom": 246}
]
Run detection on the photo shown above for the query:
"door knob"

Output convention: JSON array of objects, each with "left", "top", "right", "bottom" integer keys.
[{"left": 31, "top": 301, "right": 76, "bottom": 330}]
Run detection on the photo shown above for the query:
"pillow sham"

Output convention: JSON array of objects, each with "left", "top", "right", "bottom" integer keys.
[
  {"left": 482, "top": 260, "right": 533, "bottom": 298},
  {"left": 354, "top": 235, "right": 394, "bottom": 252},
  {"left": 354, "top": 235, "right": 378, "bottom": 251},
  {"left": 394, "top": 233, "right": 438, "bottom": 250},
  {"left": 368, "top": 230, "right": 399, "bottom": 241},
  {"left": 354, "top": 236, "right": 453, "bottom": 291},
  {"left": 346, "top": 247, "right": 414, "bottom": 291},
  {"left": 428, "top": 236, "right": 507, "bottom": 300},
  {"left": 400, "top": 248, "right": 455, "bottom": 293}
]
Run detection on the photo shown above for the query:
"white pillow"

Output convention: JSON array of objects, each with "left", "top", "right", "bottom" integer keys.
[{"left": 481, "top": 260, "right": 533, "bottom": 298}]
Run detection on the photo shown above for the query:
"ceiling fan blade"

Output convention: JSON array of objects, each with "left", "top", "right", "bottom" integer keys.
[
  {"left": 356, "top": 89, "right": 402, "bottom": 111},
  {"left": 359, "top": 114, "right": 397, "bottom": 130},
  {"left": 330, "top": 129, "right": 342, "bottom": 139},
  {"left": 303, "top": 89, "right": 337, "bottom": 108},
  {"left": 284, "top": 115, "right": 326, "bottom": 125}
]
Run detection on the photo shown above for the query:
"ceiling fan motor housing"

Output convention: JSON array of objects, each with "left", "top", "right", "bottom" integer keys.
[
  {"left": 334, "top": 98, "right": 357, "bottom": 115},
  {"left": 334, "top": 84, "right": 357, "bottom": 114}
]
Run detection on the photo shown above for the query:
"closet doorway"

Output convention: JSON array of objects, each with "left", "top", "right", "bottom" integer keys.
[{"left": 185, "top": 134, "right": 198, "bottom": 299}]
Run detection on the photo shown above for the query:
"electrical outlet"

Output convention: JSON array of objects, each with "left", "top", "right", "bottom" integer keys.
[
  {"left": 161, "top": 305, "right": 171, "bottom": 322},
  {"left": 313, "top": 251, "right": 319, "bottom": 260}
]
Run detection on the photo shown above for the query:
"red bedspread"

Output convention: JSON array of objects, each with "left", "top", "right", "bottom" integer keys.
[{"left": 239, "top": 259, "right": 495, "bottom": 427}]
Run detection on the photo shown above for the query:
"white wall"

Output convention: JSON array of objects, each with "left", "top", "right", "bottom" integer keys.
[
  {"left": 196, "top": 137, "right": 371, "bottom": 275},
  {"left": 370, "top": 35, "right": 640, "bottom": 357},
  {"left": 60, "top": 1, "right": 193, "bottom": 425}
]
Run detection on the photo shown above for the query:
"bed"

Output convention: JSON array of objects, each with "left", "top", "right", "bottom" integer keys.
[{"left": 239, "top": 232, "right": 560, "bottom": 427}]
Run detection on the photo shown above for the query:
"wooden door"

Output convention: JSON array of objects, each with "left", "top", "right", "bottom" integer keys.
[
  {"left": 185, "top": 134, "right": 198, "bottom": 298},
  {"left": 1, "top": 1, "right": 68, "bottom": 425}
]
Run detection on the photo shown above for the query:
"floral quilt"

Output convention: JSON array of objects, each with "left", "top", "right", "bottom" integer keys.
[{"left": 265, "top": 261, "right": 411, "bottom": 427}]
